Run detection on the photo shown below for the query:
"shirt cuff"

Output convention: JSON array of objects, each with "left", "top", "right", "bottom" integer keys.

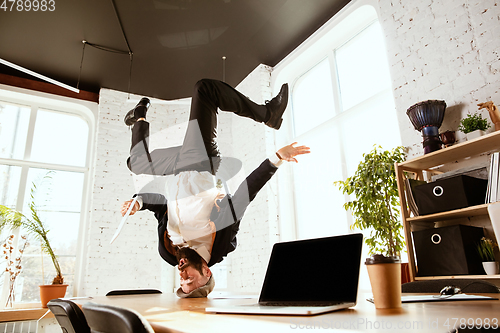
[
  {"left": 135, "top": 195, "right": 143, "bottom": 209},
  {"left": 269, "top": 153, "right": 284, "bottom": 167}
]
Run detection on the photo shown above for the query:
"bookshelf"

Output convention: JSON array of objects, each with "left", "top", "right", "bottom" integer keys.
[{"left": 395, "top": 130, "right": 500, "bottom": 281}]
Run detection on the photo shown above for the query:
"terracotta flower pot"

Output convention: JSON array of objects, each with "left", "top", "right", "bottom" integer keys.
[{"left": 39, "top": 284, "right": 68, "bottom": 308}]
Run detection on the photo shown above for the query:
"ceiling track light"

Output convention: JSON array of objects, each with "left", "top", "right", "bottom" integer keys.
[{"left": 0, "top": 57, "right": 80, "bottom": 94}]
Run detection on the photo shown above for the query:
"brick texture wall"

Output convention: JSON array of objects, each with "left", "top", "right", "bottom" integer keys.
[
  {"left": 81, "top": 65, "right": 277, "bottom": 295},
  {"left": 81, "top": 89, "right": 188, "bottom": 296},
  {"left": 220, "top": 65, "right": 279, "bottom": 292},
  {"left": 379, "top": 0, "right": 500, "bottom": 158}
]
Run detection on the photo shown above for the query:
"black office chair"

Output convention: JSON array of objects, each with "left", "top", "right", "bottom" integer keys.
[
  {"left": 402, "top": 279, "right": 500, "bottom": 293},
  {"left": 82, "top": 302, "right": 155, "bottom": 333},
  {"left": 47, "top": 299, "right": 91, "bottom": 333},
  {"left": 105, "top": 289, "right": 162, "bottom": 296}
]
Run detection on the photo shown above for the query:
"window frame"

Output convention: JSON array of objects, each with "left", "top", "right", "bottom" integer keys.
[
  {"left": 271, "top": 0, "right": 400, "bottom": 242},
  {"left": 0, "top": 83, "right": 97, "bottom": 302}
]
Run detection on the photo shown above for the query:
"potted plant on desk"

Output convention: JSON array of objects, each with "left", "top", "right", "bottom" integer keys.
[
  {"left": 0, "top": 178, "right": 67, "bottom": 307},
  {"left": 477, "top": 237, "right": 499, "bottom": 275},
  {"left": 458, "top": 112, "right": 491, "bottom": 141},
  {"left": 335, "top": 145, "right": 406, "bottom": 309}
]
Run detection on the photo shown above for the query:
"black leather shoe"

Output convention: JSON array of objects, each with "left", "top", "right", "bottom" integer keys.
[
  {"left": 265, "top": 83, "right": 288, "bottom": 130},
  {"left": 124, "top": 97, "right": 151, "bottom": 126}
]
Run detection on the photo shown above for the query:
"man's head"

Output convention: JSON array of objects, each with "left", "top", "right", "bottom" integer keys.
[{"left": 175, "top": 247, "right": 214, "bottom": 298}]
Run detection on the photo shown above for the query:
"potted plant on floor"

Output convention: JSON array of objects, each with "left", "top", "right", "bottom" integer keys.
[
  {"left": 334, "top": 145, "right": 406, "bottom": 308},
  {"left": 0, "top": 177, "right": 67, "bottom": 307},
  {"left": 477, "top": 237, "right": 499, "bottom": 275},
  {"left": 458, "top": 112, "right": 491, "bottom": 140}
]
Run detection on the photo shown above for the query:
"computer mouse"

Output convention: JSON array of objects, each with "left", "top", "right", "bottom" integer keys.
[{"left": 440, "top": 285, "right": 461, "bottom": 296}]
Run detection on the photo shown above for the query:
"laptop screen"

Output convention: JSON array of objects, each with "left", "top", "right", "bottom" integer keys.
[{"left": 259, "top": 233, "right": 363, "bottom": 304}]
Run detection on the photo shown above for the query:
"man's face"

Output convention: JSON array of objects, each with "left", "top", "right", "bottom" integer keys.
[
  {"left": 178, "top": 258, "right": 210, "bottom": 294},
  {"left": 176, "top": 247, "right": 211, "bottom": 294}
]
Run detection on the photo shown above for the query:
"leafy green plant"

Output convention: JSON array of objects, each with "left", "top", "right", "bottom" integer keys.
[
  {"left": 0, "top": 175, "right": 64, "bottom": 284},
  {"left": 334, "top": 145, "right": 406, "bottom": 257},
  {"left": 477, "top": 237, "right": 497, "bottom": 262},
  {"left": 0, "top": 206, "right": 24, "bottom": 230},
  {"left": 458, "top": 112, "right": 491, "bottom": 134}
]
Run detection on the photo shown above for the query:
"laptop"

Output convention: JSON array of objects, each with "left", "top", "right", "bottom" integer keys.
[{"left": 206, "top": 233, "right": 363, "bottom": 315}]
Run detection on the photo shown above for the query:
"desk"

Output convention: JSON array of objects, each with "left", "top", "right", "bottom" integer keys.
[{"left": 75, "top": 293, "right": 500, "bottom": 333}]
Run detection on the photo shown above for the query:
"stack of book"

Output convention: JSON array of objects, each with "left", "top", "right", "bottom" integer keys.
[
  {"left": 404, "top": 178, "right": 426, "bottom": 216},
  {"left": 486, "top": 152, "right": 500, "bottom": 203}
]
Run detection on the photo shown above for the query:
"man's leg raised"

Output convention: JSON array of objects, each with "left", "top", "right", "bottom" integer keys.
[
  {"left": 186, "top": 79, "right": 289, "bottom": 157},
  {"left": 127, "top": 120, "right": 180, "bottom": 176}
]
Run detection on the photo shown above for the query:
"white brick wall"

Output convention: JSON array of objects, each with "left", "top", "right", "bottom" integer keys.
[
  {"left": 81, "top": 65, "right": 277, "bottom": 295},
  {"left": 377, "top": 0, "right": 500, "bottom": 260},
  {"left": 80, "top": 0, "right": 500, "bottom": 296},
  {"left": 81, "top": 89, "right": 188, "bottom": 296},
  {"left": 227, "top": 65, "right": 278, "bottom": 292},
  {"left": 379, "top": 0, "right": 500, "bottom": 158}
]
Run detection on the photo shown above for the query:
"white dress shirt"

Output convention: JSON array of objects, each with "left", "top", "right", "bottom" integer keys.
[
  {"left": 138, "top": 154, "right": 283, "bottom": 264},
  {"left": 165, "top": 171, "right": 218, "bottom": 263}
]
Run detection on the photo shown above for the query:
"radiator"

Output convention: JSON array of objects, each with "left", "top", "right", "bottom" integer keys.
[{"left": 0, "top": 321, "right": 37, "bottom": 333}]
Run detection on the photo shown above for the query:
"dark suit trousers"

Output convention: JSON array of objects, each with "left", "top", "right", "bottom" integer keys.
[{"left": 127, "top": 79, "right": 269, "bottom": 176}]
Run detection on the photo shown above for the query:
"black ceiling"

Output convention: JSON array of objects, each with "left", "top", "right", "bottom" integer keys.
[{"left": 0, "top": 0, "right": 350, "bottom": 100}]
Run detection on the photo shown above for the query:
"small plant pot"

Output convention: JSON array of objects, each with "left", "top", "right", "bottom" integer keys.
[
  {"left": 482, "top": 262, "right": 499, "bottom": 275},
  {"left": 466, "top": 130, "right": 484, "bottom": 141},
  {"left": 39, "top": 284, "right": 68, "bottom": 308},
  {"left": 366, "top": 255, "right": 402, "bottom": 309}
]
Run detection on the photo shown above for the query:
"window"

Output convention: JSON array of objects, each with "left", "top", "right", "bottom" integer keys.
[
  {"left": 292, "top": 58, "right": 336, "bottom": 136},
  {"left": 335, "top": 22, "right": 393, "bottom": 111},
  {"left": 273, "top": 3, "right": 402, "bottom": 241},
  {"left": 0, "top": 93, "right": 92, "bottom": 304}
]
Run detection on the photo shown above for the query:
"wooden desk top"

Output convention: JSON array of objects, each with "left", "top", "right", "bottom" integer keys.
[{"left": 75, "top": 293, "right": 500, "bottom": 333}]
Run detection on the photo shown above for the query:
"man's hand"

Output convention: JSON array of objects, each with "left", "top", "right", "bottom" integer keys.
[
  {"left": 276, "top": 142, "right": 311, "bottom": 163},
  {"left": 121, "top": 199, "right": 140, "bottom": 217}
]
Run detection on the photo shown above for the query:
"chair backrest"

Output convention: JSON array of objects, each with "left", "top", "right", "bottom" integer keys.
[
  {"left": 82, "top": 302, "right": 155, "bottom": 333},
  {"left": 47, "top": 299, "right": 91, "bottom": 333},
  {"left": 402, "top": 279, "right": 500, "bottom": 293},
  {"left": 105, "top": 289, "right": 162, "bottom": 296}
]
